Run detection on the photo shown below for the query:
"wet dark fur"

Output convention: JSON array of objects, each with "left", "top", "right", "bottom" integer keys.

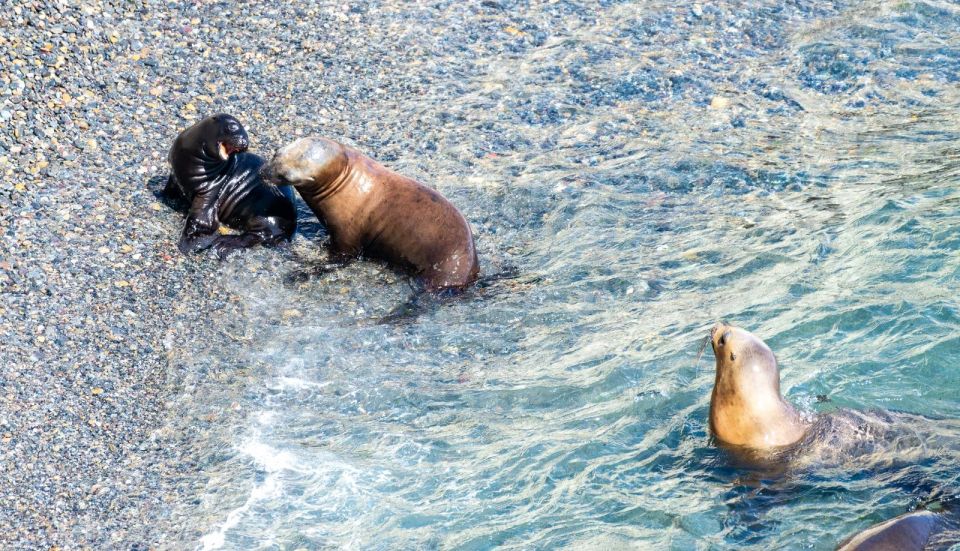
[
  {"left": 166, "top": 114, "right": 296, "bottom": 257},
  {"left": 838, "top": 503, "right": 960, "bottom": 551}
]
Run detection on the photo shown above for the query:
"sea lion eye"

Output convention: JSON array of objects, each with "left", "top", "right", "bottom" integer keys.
[
  {"left": 228, "top": 123, "right": 239, "bottom": 132},
  {"left": 718, "top": 332, "right": 727, "bottom": 347}
]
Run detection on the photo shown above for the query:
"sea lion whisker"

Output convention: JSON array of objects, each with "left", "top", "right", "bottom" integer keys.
[{"left": 694, "top": 334, "right": 710, "bottom": 369}]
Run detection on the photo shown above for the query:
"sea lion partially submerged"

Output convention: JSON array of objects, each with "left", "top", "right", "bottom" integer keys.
[
  {"left": 707, "top": 322, "right": 959, "bottom": 460},
  {"left": 708, "top": 322, "right": 960, "bottom": 548},
  {"left": 837, "top": 508, "right": 959, "bottom": 550},
  {"left": 166, "top": 114, "right": 296, "bottom": 257},
  {"left": 709, "top": 322, "right": 810, "bottom": 450},
  {"left": 710, "top": 322, "right": 948, "bottom": 465},
  {"left": 260, "top": 136, "right": 479, "bottom": 291}
]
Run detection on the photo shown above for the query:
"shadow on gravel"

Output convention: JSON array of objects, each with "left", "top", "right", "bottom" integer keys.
[{"left": 147, "top": 173, "right": 189, "bottom": 214}]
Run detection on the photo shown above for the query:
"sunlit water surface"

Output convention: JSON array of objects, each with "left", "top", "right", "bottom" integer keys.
[{"left": 165, "top": 1, "right": 960, "bottom": 548}]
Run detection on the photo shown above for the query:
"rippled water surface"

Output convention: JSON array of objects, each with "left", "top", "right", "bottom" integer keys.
[{"left": 167, "top": 1, "right": 960, "bottom": 548}]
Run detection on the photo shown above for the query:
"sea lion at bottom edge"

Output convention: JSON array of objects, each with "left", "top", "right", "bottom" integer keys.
[
  {"left": 837, "top": 509, "right": 960, "bottom": 551},
  {"left": 260, "top": 136, "right": 479, "bottom": 291},
  {"left": 166, "top": 113, "right": 296, "bottom": 257}
]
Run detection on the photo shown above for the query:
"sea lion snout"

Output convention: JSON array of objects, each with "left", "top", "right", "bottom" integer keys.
[
  {"left": 259, "top": 153, "right": 303, "bottom": 188},
  {"left": 259, "top": 160, "right": 284, "bottom": 185},
  {"left": 218, "top": 136, "right": 249, "bottom": 159},
  {"left": 263, "top": 137, "right": 345, "bottom": 188},
  {"left": 711, "top": 322, "right": 731, "bottom": 351},
  {"left": 211, "top": 113, "right": 249, "bottom": 159}
]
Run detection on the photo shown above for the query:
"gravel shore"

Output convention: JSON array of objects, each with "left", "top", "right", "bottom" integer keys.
[
  {"left": 0, "top": 2, "right": 250, "bottom": 545},
  {"left": 7, "top": 0, "right": 955, "bottom": 548},
  {"left": 0, "top": 0, "right": 545, "bottom": 546}
]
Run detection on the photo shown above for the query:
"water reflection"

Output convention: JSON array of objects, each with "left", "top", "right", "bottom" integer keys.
[{"left": 162, "top": 0, "right": 960, "bottom": 549}]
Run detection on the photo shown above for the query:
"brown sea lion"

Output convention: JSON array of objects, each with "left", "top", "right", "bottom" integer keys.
[
  {"left": 708, "top": 322, "right": 960, "bottom": 549},
  {"left": 260, "top": 136, "right": 479, "bottom": 291},
  {"left": 707, "top": 323, "right": 953, "bottom": 456},
  {"left": 709, "top": 321, "right": 811, "bottom": 450},
  {"left": 708, "top": 322, "right": 960, "bottom": 459}
]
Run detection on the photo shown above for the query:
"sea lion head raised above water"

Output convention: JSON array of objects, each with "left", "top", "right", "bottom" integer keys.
[{"left": 709, "top": 322, "right": 810, "bottom": 450}]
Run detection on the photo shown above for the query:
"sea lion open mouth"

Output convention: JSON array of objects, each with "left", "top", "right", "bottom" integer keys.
[{"left": 218, "top": 140, "right": 249, "bottom": 160}]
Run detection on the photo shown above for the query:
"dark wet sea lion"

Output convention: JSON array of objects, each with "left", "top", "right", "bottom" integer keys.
[
  {"left": 166, "top": 114, "right": 296, "bottom": 257},
  {"left": 260, "top": 136, "right": 479, "bottom": 291},
  {"left": 837, "top": 508, "right": 960, "bottom": 551}
]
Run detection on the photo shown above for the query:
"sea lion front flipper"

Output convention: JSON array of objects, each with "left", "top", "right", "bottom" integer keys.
[
  {"left": 210, "top": 214, "right": 297, "bottom": 259},
  {"left": 178, "top": 191, "right": 221, "bottom": 254},
  {"left": 210, "top": 233, "right": 266, "bottom": 259}
]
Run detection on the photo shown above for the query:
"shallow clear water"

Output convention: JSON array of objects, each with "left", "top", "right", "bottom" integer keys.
[{"left": 168, "top": 1, "right": 960, "bottom": 548}]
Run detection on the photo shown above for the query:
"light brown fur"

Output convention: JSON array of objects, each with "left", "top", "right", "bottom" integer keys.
[
  {"left": 263, "top": 137, "right": 479, "bottom": 291},
  {"left": 709, "top": 322, "right": 810, "bottom": 450},
  {"left": 837, "top": 510, "right": 941, "bottom": 551}
]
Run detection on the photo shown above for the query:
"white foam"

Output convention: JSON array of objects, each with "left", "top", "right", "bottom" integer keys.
[
  {"left": 198, "top": 437, "right": 298, "bottom": 550},
  {"left": 269, "top": 376, "right": 331, "bottom": 392},
  {"left": 256, "top": 410, "right": 277, "bottom": 426}
]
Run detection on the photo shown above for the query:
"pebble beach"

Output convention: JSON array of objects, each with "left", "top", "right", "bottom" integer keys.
[
  {"left": 5, "top": 0, "right": 960, "bottom": 548},
  {"left": 2, "top": 0, "right": 564, "bottom": 545},
  {"left": 0, "top": 1, "right": 467, "bottom": 546}
]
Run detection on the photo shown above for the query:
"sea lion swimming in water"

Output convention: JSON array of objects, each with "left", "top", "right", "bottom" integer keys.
[
  {"left": 708, "top": 322, "right": 960, "bottom": 548},
  {"left": 709, "top": 321, "right": 811, "bottom": 450},
  {"left": 708, "top": 322, "right": 960, "bottom": 461},
  {"left": 165, "top": 114, "right": 296, "bottom": 257},
  {"left": 260, "top": 136, "right": 479, "bottom": 292}
]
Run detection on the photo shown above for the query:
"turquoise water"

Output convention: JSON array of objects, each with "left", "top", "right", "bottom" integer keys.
[{"left": 167, "top": 1, "right": 960, "bottom": 548}]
